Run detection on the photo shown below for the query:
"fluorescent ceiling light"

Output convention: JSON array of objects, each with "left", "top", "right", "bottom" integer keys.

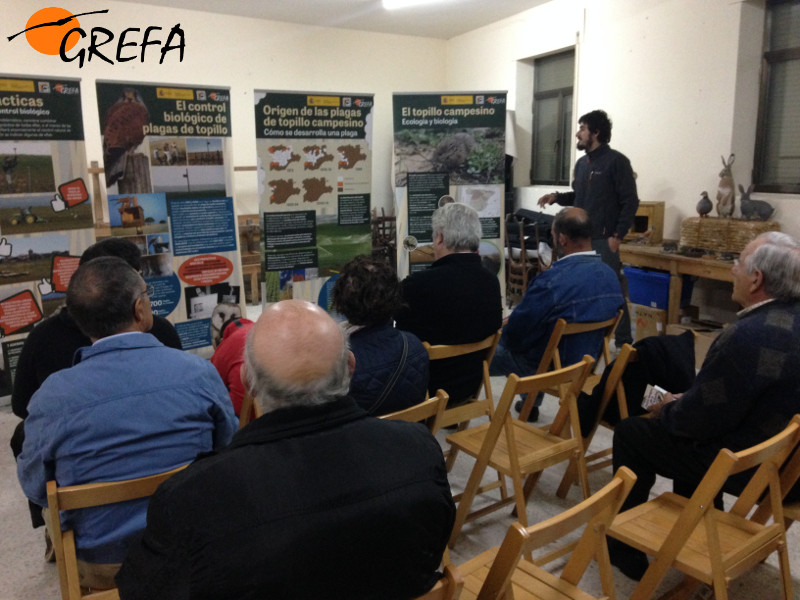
[{"left": 383, "top": 0, "right": 452, "bottom": 10}]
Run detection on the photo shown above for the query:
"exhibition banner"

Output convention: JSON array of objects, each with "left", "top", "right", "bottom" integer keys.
[
  {"left": 254, "top": 90, "right": 373, "bottom": 307},
  {"left": 392, "top": 92, "right": 506, "bottom": 279},
  {"left": 0, "top": 74, "right": 94, "bottom": 398},
  {"left": 96, "top": 80, "right": 238, "bottom": 351}
]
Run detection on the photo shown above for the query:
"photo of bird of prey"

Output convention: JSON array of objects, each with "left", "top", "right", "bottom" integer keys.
[{"left": 102, "top": 87, "right": 149, "bottom": 187}]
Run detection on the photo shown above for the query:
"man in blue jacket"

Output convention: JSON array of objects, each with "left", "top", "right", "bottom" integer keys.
[
  {"left": 491, "top": 207, "right": 624, "bottom": 421},
  {"left": 17, "top": 257, "right": 237, "bottom": 590}
]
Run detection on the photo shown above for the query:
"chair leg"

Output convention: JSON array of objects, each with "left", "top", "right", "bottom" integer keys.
[
  {"left": 511, "top": 470, "right": 528, "bottom": 528},
  {"left": 448, "top": 453, "right": 489, "bottom": 548},
  {"left": 777, "top": 540, "right": 794, "bottom": 600},
  {"left": 512, "top": 471, "right": 542, "bottom": 517},
  {"left": 556, "top": 456, "right": 579, "bottom": 499}
]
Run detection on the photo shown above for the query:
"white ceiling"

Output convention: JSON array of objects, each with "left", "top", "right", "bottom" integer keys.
[{"left": 113, "top": 0, "right": 546, "bottom": 40}]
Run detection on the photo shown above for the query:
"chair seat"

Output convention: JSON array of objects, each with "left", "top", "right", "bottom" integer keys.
[
  {"left": 458, "top": 547, "right": 606, "bottom": 600},
  {"left": 611, "top": 492, "right": 783, "bottom": 585},
  {"left": 447, "top": 421, "right": 581, "bottom": 475}
]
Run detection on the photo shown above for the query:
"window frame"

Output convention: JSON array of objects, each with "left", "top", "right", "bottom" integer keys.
[
  {"left": 530, "top": 49, "right": 575, "bottom": 186},
  {"left": 752, "top": 0, "right": 800, "bottom": 194}
]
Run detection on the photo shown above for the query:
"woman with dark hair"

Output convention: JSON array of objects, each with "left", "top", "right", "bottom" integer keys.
[{"left": 332, "top": 255, "right": 429, "bottom": 415}]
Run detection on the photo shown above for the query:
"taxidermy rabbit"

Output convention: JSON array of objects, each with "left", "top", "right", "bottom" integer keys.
[
  {"left": 739, "top": 184, "right": 775, "bottom": 221},
  {"left": 716, "top": 154, "right": 736, "bottom": 218}
]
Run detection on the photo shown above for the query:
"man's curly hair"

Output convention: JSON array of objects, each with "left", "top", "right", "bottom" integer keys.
[{"left": 331, "top": 255, "right": 402, "bottom": 326}]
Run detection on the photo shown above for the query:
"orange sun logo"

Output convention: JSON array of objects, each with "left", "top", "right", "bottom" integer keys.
[{"left": 25, "top": 7, "right": 81, "bottom": 55}]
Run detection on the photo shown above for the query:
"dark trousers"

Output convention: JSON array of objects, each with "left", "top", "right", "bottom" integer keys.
[
  {"left": 592, "top": 239, "right": 632, "bottom": 346},
  {"left": 612, "top": 416, "right": 753, "bottom": 513}
]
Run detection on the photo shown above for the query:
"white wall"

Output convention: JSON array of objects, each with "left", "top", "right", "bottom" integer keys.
[
  {"left": 446, "top": 0, "right": 799, "bottom": 240},
  {"left": 2, "top": 0, "right": 448, "bottom": 216}
]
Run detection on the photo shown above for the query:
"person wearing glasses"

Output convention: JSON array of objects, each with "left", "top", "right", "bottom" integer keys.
[{"left": 17, "top": 257, "right": 237, "bottom": 590}]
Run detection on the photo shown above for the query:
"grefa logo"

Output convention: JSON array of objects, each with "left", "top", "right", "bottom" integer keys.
[{"left": 7, "top": 7, "right": 185, "bottom": 68}]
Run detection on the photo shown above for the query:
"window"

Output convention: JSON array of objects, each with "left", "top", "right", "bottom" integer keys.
[
  {"left": 530, "top": 50, "right": 575, "bottom": 186},
  {"left": 754, "top": 0, "right": 800, "bottom": 193}
]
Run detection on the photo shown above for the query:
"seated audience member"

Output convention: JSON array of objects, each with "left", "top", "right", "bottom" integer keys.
[
  {"left": 9, "top": 237, "right": 182, "bottom": 538},
  {"left": 117, "top": 299, "right": 455, "bottom": 600},
  {"left": 395, "top": 202, "right": 502, "bottom": 404},
  {"left": 210, "top": 302, "right": 254, "bottom": 416},
  {"left": 491, "top": 207, "right": 624, "bottom": 421},
  {"left": 331, "top": 255, "right": 428, "bottom": 415},
  {"left": 17, "top": 257, "right": 237, "bottom": 589},
  {"left": 610, "top": 232, "right": 800, "bottom": 581}
]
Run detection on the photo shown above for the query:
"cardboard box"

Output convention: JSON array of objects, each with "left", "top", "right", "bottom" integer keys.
[
  {"left": 666, "top": 323, "right": 723, "bottom": 370},
  {"left": 629, "top": 302, "right": 666, "bottom": 342}
]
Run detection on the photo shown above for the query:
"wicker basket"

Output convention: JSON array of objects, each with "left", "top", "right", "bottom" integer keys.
[{"left": 680, "top": 217, "right": 780, "bottom": 254}]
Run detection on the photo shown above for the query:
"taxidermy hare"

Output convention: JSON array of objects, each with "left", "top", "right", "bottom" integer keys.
[
  {"left": 716, "top": 154, "right": 736, "bottom": 218},
  {"left": 739, "top": 184, "right": 775, "bottom": 221}
]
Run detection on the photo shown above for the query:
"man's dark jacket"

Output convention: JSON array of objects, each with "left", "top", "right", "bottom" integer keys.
[
  {"left": 395, "top": 253, "right": 502, "bottom": 403},
  {"left": 117, "top": 396, "right": 455, "bottom": 600}
]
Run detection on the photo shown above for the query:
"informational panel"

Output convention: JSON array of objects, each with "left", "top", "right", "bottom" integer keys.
[
  {"left": 392, "top": 92, "right": 506, "bottom": 280},
  {"left": 0, "top": 74, "right": 94, "bottom": 399},
  {"left": 96, "top": 80, "right": 238, "bottom": 352},
  {"left": 254, "top": 91, "right": 373, "bottom": 308}
]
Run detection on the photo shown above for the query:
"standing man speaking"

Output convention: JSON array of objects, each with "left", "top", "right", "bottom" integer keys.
[{"left": 539, "top": 109, "right": 639, "bottom": 347}]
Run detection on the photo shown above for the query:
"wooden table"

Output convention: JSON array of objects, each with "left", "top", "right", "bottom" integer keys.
[{"left": 619, "top": 244, "right": 735, "bottom": 325}]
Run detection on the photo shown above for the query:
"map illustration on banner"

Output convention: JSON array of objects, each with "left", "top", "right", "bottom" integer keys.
[
  {"left": 255, "top": 91, "right": 373, "bottom": 307},
  {"left": 0, "top": 74, "right": 94, "bottom": 397},
  {"left": 392, "top": 92, "right": 506, "bottom": 279},
  {"left": 96, "top": 81, "right": 238, "bottom": 351}
]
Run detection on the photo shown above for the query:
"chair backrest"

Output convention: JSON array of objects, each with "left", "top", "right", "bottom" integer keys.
[
  {"left": 380, "top": 389, "right": 449, "bottom": 435},
  {"left": 47, "top": 465, "right": 188, "bottom": 600},
  {"left": 753, "top": 426, "right": 800, "bottom": 524},
  {"left": 536, "top": 310, "right": 623, "bottom": 375},
  {"left": 413, "top": 564, "right": 463, "bottom": 600},
  {"left": 474, "top": 467, "right": 637, "bottom": 600},
  {"left": 501, "top": 356, "right": 595, "bottom": 442},
  {"left": 423, "top": 330, "right": 501, "bottom": 429},
  {"left": 238, "top": 391, "right": 262, "bottom": 429},
  {"left": 595, "top": 343, "right": 638, "bottom": 427}
]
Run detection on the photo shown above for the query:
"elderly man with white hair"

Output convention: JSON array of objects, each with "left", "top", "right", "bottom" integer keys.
[
  {"left": 117, "top": 299, "right": 455, "bottom": 600},
  {"left": 609, "top": 231, "right": 800, "bottom": 581}
]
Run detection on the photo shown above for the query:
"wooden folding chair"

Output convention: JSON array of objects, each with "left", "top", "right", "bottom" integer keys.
[
  {"left": 609, "top": 414, "right": 800, "bottom": 600},
  {"left": 47, "top": 465, "right": 188, "bottom": 600},
  {"left": 380, "top": 389, "right": 449, "bottom": 435},
  {"left": 447, "top": 356, "right": 596, "bottom": 547},
  {"left": 238, "top": 391, "right": 261, "bottom": 429},
  {"left": 423, "top": 329, "right": 501, "bottom": 469},
  {"left": 535, "top": 310, "right": 623, "bottom": 397},
  {"left": 456, "top": 467, "right": 636, "bottom": 600},
  {"left": 412, "top": 564, "right": 464, "bottom": 600},
  {"left": 556, "top": 343, "right": 638, "bottom": 498}
]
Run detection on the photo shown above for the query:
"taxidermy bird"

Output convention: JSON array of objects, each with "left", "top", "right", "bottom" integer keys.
[
  {"left": 102, "top": 88, "right": 149, "bottom": 187},
  {"left": 739, "top": 184, "right": 775, "bottom": 221},
  {"left": 696, "top": 191, "right": 713, "bottom": 217},
  {"left": 432, "top": 132, "right": 476, "bottom": 171}
]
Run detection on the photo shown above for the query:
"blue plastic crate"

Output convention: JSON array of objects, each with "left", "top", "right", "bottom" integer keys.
[{"left": 624, "top": 266, "right": 693, "bottom": 310}]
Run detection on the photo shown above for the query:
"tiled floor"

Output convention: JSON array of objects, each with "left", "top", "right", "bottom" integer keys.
[{"left": 1, "top": 305, "right": 797, "bottom": 598}]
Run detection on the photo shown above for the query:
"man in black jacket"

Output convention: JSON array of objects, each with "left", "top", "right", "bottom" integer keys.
[
  {"left": 395, "top": 202, "right": 502, "bottom": 404},
  {"left": 117, "top": 299, "right": 455, "bottom": 600},
  {"left": 539, "top": 109, "right": 639, "bottom": 347}
]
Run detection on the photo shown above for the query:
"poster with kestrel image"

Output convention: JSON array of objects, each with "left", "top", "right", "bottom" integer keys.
[
  {"left": 255, "top": 90, "right": 374, "bottom": 305},
  {"left": 97, "top": 80, "right": 242, "bottom": 352},
  {"left": 96, "top": 81, "right": 231, "bottom": 198}
]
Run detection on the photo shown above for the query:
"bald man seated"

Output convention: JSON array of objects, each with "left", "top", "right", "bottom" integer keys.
[{"left": 117, "top": 299, "right": 455, "bottom": 600}]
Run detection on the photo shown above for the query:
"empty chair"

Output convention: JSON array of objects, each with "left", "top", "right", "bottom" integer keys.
[
  {"left": 447, "top": 356, "right": 595, "bottom": 546},
  {"left": 456, "top": 467, "right": 636, "bottom": 600}
]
